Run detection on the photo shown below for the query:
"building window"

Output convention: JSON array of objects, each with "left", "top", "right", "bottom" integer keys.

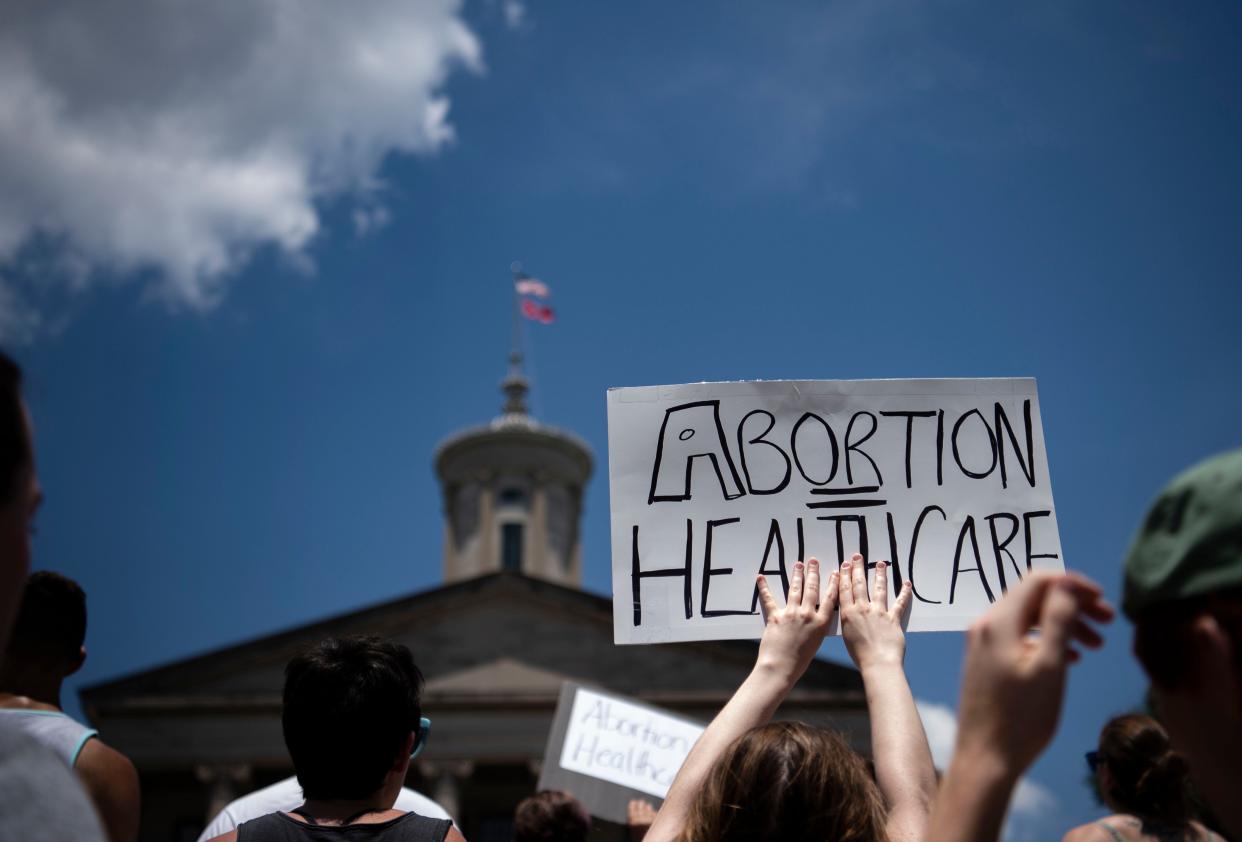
[
  {"left": 498, "top": 487, "right": 527, "bottom": 507},
  {"left": 502, "top": 523, "right": 523, "bottom": 571}
]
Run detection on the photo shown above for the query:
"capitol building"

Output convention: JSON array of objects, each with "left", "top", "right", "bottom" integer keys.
[{"left": 82, "top": 359, "right": 870, "bottom": 842}]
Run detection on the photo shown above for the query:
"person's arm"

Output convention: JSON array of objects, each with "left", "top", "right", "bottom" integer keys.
[
  {"left": 643, "top": 558, "right": 838, "bottom": 842},
  {"left": 76, "top": 739, "right": 141, "bottom": 842},
  {"left": 837, "top": 556, "right": 934, "bottom": 842},
  {"left": 925, "top": 573, "right": 1114, "bottom": 842}
]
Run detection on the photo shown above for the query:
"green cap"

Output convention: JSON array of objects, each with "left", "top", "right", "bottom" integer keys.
[{"left": 1123, "top": 448, "right": 1242, "bottom": 619}]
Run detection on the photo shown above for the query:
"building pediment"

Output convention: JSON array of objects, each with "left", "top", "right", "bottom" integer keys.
[
  {"left": 80, "top": 573, "right": 865, "bottom": 767},
  {"left": 84, "top": 572, "right": 861, "bottom": 714},
  {"left": 425, "top": 657, "right": 575, "bottom": 703}
]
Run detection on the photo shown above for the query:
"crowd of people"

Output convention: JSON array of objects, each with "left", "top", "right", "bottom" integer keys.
[{"left": 0, "top": 346, "right": 1238, "bottom": 842}]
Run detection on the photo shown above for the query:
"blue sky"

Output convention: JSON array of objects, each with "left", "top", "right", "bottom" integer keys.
[{"left": 4, "top": 0, "right": 1241, "bottom": 836}]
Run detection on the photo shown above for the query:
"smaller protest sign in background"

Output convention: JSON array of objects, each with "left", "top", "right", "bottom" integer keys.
[
  {"left": 608, "top": 378, "right": 1066, "bottom": 644},
  {"left": 537, "top": 682, "right": 705, "bottom": 825}
]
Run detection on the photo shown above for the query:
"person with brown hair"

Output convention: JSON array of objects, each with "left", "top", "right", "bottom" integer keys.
[
  {"left": 1062, "top": 714, "right": 1221, "bottom": 842},
  {"left": 643, "top": 554, "right": 936, "bottom": 842},
  {"left": 513, "top": 790, "right": 591, "bottom": 842}
]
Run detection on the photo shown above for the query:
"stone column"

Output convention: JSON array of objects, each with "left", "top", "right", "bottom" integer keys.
[
  {"left": 529, "top": 480, "right": 548, "bottom": 579},
  {"left": 478, "top": 483, "right": 496, "bottom": 575},
  {"left": 195, "top": 763, "right": 252, "bottom": 825},
  {"left": 419, "top": 761, "right": 474, "bottom": 824}
]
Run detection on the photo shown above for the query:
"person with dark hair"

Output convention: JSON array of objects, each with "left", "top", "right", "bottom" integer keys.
[
  {"left": 206, "top": 635, "right": 466, "bottom": 842},
  {"left": 644, "top": 555, "right": 937, "bottom": 842},
  {"left": 513, "top": 790, "right": 591, "bottom": 842},
  {"left": 1062, "top": 714, "right": 1219, "bottom": 842},
  {"left": 0, "top": 350, "right": 108, "bottom": 842},
  {"left": 0, "top": 571, "right": 141, "bottom": 842}
]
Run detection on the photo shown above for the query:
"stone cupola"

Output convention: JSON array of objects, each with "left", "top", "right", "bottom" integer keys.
[{"left": 434, "top": 353, "right": 593, "bottom": 587}]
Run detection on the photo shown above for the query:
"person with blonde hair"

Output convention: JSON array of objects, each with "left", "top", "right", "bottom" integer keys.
[
  {"left": 643, "top": 554, "right": 936, "bottom": 842},
  {"left": 1063, "top": 714, "right": 1221, "bottom": 842}
]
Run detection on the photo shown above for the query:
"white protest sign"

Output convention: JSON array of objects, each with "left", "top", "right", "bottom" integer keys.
[
  {"left": 608, "top": 379, "right": 1064, "bottom": 644},
  {"left": 557, "top": 686, "right": 704, "bottom": 799}
]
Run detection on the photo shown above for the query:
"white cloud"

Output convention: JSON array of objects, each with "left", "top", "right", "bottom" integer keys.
[
  {"left": 0, "top": 0, "right": 482, "bottom": 341},
  {"left": 917, "top": 701, "right": 1059, "bottom": 842}
]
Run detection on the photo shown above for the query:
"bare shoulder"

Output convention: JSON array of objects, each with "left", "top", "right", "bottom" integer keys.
[
  {"left": 1062, "top": 820, "right": 1114, "bottom": 842},
  {"left": 445, "top": 826, "right": 468, "bottom": 842},
  {"left": 76, "top": 738, "right": 140, "bottom": 802},
  {"left": 76, "top": 737, "right": 138, "bottom": 782},
  {"left": 76, "top": 739, "right": 141, "bottom": 841},
  {"left": 204, "top": 833, "right": 238, "bottom": 842}
]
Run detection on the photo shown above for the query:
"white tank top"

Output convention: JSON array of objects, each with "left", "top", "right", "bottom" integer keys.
[{"left": 0, "top": 709, "right": 97, "bottom": 766}]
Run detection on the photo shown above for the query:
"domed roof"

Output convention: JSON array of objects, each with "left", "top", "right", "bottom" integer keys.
[{"left": 434, "top": 353, "right": 593, "bottom": 483}]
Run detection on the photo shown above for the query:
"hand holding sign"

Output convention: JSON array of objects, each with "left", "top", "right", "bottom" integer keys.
[
  {"left": 839, "top": 556, "right": 913, "bottom": 671},
  {"left": 646, "top": 552, "right": 936, "bottom": 842},
  {"left": 754, "top": 558, "right": 839, "bottom": 687}
]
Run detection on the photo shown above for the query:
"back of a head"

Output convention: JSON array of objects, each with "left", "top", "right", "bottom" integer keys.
[
  {"left": 513, "top": 790, "right": 590, "bottom": 842},
  {"left": 681, "top": 722, "right": 886, "bottom": 842},
  {"left": 282, "top": 635, "right": 423, "bottom": 801},
  {"left": 1098, "top": 714, "right": 1191, "bottom": 825},
  {"left": 5, "top": 571, "right": 86, "bottom": 670},
  {"left": 1124, "top": 449, "right": 1242, "bottom": 688}
]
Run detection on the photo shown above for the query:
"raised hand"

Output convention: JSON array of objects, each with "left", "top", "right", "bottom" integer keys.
[
  {"left": 838, "top": 554, "right": 913, "bottom": 672},
  {"left": 925, "top": 572, "right": 1114, "bottom": 842},
  {"left": 645, "top": 557, "right": 839, "bottom": 842},
  {"left": 954, "top": 571, "right": 1113, "bottom": 777},
  {"left": 755, "top": 558, "right": 839, "bottom": 686},
  {"left": 831, "top": 554, "right": 934, "bottom": 842}
]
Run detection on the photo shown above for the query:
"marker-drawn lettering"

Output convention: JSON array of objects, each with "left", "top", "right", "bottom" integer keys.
[
  {"left": 736, "top": 410, "right": 792, "bottom": 495},
  {"left": 951, "top": 409, "right": 998, "bottom": 480},
  {"left": 994, "top": 400, "right": 1036, "bottom": 489},
  {"left": 878, "top": 410, "right": 937, "bottom": 488},
  {"left": 791, "top": 412, "right": 839, "bottom": 486},
  {"left": 647, "top": 401, "right": 744, "bottom": 503},
  {"left": 950, "top": 516, "right": 995, "bottom": 604},
  {"left": 630, "top": 522, "right": 693, "bottom": 626},
  {"left": 701, "top": 518, "right": 749, "bottom": 617}
]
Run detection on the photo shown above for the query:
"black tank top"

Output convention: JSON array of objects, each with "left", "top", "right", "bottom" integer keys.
[{"left": 237, "top": 812, "right": 452, "bottom": 842}]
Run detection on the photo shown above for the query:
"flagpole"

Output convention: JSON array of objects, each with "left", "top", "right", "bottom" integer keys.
[
  {"left": 509, "top": 261, "right": 524, "bottom": 372},
  {"left": 504, "top": 261, "right": 529, "bottom": 416}
]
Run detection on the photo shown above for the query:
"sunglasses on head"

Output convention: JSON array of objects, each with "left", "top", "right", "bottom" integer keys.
[
  {"left": 1085, "top": 750, "right": 1102, "bottom": 773},
  {"left": 411, "top": 717, "right": 432, "bottom": 761}
]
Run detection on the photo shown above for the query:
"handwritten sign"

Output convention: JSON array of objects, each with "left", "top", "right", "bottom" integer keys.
[
  {"left": 608, "top": 379, "right": 1065, "bottom": 644},
  {"left": 537, "top": 683, "right": 704, "bottom": 823}
]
